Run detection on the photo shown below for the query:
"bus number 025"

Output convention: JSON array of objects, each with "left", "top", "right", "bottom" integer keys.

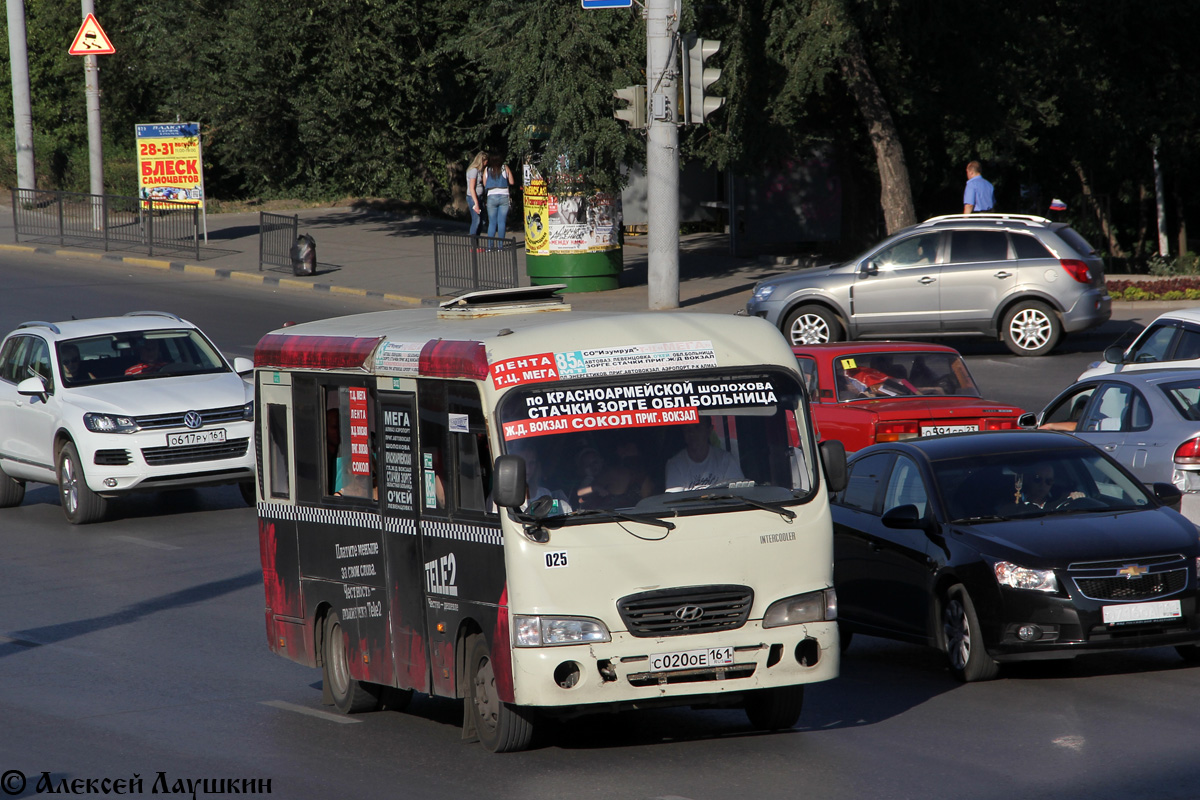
[{"left": 544, "top": 551, "right": 568, "bottom": 569}]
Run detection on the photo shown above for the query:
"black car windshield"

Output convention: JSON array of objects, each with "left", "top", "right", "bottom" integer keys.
[
  {"left": 936, "top": 449, "right": 1152, "bottom": 522},
  {"left": 496, "top": 369, "right": 818, "bottom": 519},
  {"left": 834, "top": 351, "right": 981, "bottom": 401},
  {"left": 57, "top": 329, "right": 228, "bottom": 387}
]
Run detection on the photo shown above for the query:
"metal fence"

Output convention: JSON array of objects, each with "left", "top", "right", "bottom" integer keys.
[
  {"left": 11, "top": 188, "right": 200, "bottom": 259},
  {"left": 433, "top": 233, "right": 521, "bottom": 296},
  {"left": 259, "top": 212, "right": 298, "bottom": 271}
]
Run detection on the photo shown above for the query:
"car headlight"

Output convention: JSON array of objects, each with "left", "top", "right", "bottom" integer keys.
[
  {"left": 513, "top": 615, "right": 611, "bottom": 647},
  {"left": 994, "top": 561, "right": 1058, "bottom": 593},
  {"left": 242, "top": 401, "right": 254, "bottom": 421},
  {"left": 762, "top": 589, "right": 837, "bottom": 628},
  {"left": 752, "top": 284, "right": 776, "bottom": 303},
  {"left": 83, "top": 413, "right": 140, "bottom": 434}
]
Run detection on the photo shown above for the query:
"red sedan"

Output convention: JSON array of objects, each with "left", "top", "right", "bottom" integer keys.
[{"left": 792, "top": 342, "right": 1025, "bottom": 453}]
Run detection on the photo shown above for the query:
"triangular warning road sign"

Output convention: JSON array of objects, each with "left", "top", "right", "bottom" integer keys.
[{"left": 68, "top": 14, "right": 115, "bottom": 56}]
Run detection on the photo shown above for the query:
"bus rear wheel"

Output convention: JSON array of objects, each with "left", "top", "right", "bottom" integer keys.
[
  {"left": 322, "top": 612, "right": 380, "bottom": 714},
  {"left": 467, "top": 636, "right": 534, "bottom": 753}
]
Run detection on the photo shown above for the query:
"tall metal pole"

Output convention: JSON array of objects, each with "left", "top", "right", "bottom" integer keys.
[
  {"left": 645, "top": 0, "right": 680, "bottom": 310},
  {"left": 6, "top": 0, "right": 36, "bottom": 189},
  {"left": 81, "top": 0, "right": 104, "bottom": 228}
]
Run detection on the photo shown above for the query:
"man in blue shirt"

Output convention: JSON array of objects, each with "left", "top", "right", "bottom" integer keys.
[{"left": 963, "top": 160, "right": 995, "bottom": 213}]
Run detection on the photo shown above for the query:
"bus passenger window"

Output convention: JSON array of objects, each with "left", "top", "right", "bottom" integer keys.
[
  {"left": 267, "top": 403, "right": 290, "bottom": 498},
  {"left": 325, "top": 386, "right": 376, "bottom": 499}
]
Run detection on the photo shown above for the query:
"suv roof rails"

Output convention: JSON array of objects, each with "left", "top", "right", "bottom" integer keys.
[
  {"left": 17, "top": 321, "right": 62, "bottom": 334},
  {"left": 920, "top": 213, "right": 1051, "bottom": 226},
  {"left": 124, "top": 311, "right": 184, "bottom": 322}
]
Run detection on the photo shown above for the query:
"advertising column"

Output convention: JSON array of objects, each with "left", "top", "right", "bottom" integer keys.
[{"left": 523, "top": 162, "right": 622, "bottom": 293}]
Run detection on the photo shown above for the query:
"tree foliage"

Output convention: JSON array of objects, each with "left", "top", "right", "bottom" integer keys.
[{"left": 1, "top": 0, "right": 1198, "bottom": 264}]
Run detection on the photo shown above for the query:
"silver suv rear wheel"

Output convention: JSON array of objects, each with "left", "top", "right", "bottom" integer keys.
[{"left": 1003, "top": 301, "right": 1061, "bottom": 356}]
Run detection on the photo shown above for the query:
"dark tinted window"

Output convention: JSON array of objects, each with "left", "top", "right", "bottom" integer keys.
[
  {"left": 1011, "top": 234, "right": 1052, "bottom": 259},
  {"left": 1055, "top": 226, "right": 1098, "bottom": 257},
  {"left": 1172, "top": 328, "right": 1200, "bottom": 361},
  {"left": 1128, "top": 325, "right": 1179, "bottom": 363},
  {"left": 950, "top": 231, "right": 1008, "bottom": 262},
  {"left": 0, "top": 336, "right": 33, "bottom": 384},
  {"left": 836, "top": 453, "right": 893, "bottom": 514}
]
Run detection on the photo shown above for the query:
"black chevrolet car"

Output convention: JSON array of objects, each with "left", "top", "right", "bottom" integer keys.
[{"left": 832, "top": 431, "right": 1200, "bottom": 681}]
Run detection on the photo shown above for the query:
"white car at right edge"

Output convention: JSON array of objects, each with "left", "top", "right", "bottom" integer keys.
[{"left": 1079, "top": 307, "right": 1200, "bottom": 381}]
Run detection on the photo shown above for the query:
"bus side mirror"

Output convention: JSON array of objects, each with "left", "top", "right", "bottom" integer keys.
[
  {"left": 820, "top": 439, "right": 847, "bottom": 493},
  {"left": 492, "top": 454, "right": 527, "bottom": 508}
]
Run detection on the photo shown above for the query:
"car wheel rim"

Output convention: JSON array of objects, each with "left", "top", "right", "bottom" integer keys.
[
  {"left": 60, "top": 454, "right": 78, "bottom": 515},
  {"left": 1009, "top": 309, "right": 1051, "bottom": 351},
  {"left": 328, "top": 622, "right": 350, "bottom": 695},
  {"left": 944, "top": 597, "right": 970, "bottom": 670},
  {"left": 472, "top": 653, "right": 499, "bottom": 733},
  {"left": 791, "top": 314, "right": 830, "bottom": 345}
]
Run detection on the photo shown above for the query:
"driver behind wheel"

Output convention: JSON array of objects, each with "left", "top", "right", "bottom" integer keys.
[{"left": 1010, "top": 466, "right": 1084, "bottom": 510}]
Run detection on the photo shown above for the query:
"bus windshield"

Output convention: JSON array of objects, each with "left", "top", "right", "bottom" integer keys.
[{"left": 496, "top": 369, "right": 817, "bottom": 517}]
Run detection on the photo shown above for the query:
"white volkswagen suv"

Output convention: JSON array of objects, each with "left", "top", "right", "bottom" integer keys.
[{"left": 0, "top": 312, "right": 255, "bottom": 523}]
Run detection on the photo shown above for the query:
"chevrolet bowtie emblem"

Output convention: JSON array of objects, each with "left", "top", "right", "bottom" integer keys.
[{"left": 1117, "top": 564, "right": 1148, "bottom": 579}]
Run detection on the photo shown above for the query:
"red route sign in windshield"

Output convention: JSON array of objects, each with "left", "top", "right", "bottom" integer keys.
[{"left": 502, "top": 407, "right": 698, "bottom": 441}]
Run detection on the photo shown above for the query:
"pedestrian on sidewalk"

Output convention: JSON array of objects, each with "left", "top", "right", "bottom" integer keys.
[
  {"left": 484, "top": 153, "right": 515, "bottom": 246},
  {"left": 963, "top": 160, "right": 995, "bottom": 214},
  {"left": 466, "top": 151, "right": 488, "bottom": 237}
]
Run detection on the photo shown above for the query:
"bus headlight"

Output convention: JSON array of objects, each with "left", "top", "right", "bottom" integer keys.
[
  {"left": 763, "top": 589, "right": 837, "bottom": 628},
  {"left": 513, "top": 615, "right": 611, "bottom": 647}
]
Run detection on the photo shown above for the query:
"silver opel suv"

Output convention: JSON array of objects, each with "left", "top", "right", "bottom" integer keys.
[{"left": 746, "top": 214, "right": 1111, "bottom": 356}]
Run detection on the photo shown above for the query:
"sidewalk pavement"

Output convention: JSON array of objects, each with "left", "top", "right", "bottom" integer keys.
[
  {"left": 0, "top": 201, "right": 792, "bottom": 317},
  {"left": 0, "top": 200, "right": 1192, "bottom": 317}
]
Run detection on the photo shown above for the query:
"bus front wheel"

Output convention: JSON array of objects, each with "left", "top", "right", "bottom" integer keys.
[
  {"left": 467, "top": 636, "right": 534, "bottom": 753},
  {"left": 322, "top": 612, "right": 380, "bottom": 714},
  {"left": 744, "top": 685, "right": 805, "bottom": 730}
]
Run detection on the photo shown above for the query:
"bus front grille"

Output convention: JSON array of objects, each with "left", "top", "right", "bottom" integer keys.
[{"left": 617, "top": 585, "right": 753, "bottom": 638}]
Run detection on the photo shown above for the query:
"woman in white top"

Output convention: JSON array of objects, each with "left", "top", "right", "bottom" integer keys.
[{"left": 466, "top": 151, "right": 487, "bottom": 237}]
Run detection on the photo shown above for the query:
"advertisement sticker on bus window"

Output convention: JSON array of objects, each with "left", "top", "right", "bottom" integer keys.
[
  {"left": 501, "top": 378, "right": 779, "bottom": 441},
  {"left": 448, "top": 413, "right": 470, "bottom": 433},
  {"left": 422, "top": 452, "right": 438, "bottom": 508},
  {"left": 490, "top": 342, "right": 718, "bottom": 389},
  {"left": 375, "top": 341, "right": 424, "bottom": 374},
  {"left": 348, "top": 387, "right": 371, "bottom": 475}
]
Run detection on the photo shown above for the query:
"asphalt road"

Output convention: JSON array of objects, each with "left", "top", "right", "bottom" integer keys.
[{"left": 1, "top": 251, "right": 1198, "bottom": 800}]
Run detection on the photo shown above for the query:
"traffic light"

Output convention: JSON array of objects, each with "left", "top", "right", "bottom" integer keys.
[
  {"left": 682, "top": 34, "right": 723, "bottom": 124},
  {"left": 614, "top": 85, "right": 646, "bottom": 129}
]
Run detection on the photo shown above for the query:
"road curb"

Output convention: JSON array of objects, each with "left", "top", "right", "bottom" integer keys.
[{"left": 0, "top": 243, "right": 427, "bottom": 307}]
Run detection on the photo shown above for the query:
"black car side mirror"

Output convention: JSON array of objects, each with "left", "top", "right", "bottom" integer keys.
[
  {"left": 492, "top": 454, "right": 527, "bottom": 509},
  {"left": 1017, "top": 412, "right": 1038, "bottom": 429},
  {"left": 1151, "top": 482, "right": 1183, "bottom": 511},
  {"left": 881, "top": 503, "right": 934, "bottom": 532},
  {"left": 1103, "top": 345, "right": 1127, "bottom": 365},
  {"left": 820, "top": 440, "right": 847, "bottom": 493}
]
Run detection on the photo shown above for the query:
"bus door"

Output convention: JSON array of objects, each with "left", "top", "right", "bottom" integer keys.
[
  {"left": 293, "top": 376, "right": 392, "bottom": 688},
  {"left": 376, "top": 384, "right": 429, "bottom": 694},
  {"left": 257, "top": 378, "right": 306, "bottom": 660},
  {"left": 415, "top": 379, "right": 505, "bottom": 698}
]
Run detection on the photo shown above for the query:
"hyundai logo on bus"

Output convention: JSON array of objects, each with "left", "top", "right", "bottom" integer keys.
[{"left": 675, "top": 605, "right": 705, "bottom": 622}]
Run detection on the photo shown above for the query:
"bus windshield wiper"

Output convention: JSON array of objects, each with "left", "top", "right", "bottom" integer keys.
[
  {"left": 553, "top": 508, "right": 676, "bottom": 530},
  {"left": 665, "top": 492, "right": 797, "bottom": 522}
]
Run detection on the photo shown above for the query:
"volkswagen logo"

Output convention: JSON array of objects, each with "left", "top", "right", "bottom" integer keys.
[
  {"left": 674, "top": 605, "right": 704, "bottom": 622},
  {"left": 184, "top": 411, "right": 204, "bottom": 429}
]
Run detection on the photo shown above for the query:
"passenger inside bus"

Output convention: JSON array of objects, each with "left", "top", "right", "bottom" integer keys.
[
  {"left": 574, "top": 439, "right": 655, "bottom": 509},
  {"left": 665, "top": 416, "right": 744, "bottom": 491}
]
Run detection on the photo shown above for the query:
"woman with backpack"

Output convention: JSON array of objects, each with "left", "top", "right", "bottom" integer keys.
[{"left": 484, "top": 153, "right": 515, "bottom": 246}]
